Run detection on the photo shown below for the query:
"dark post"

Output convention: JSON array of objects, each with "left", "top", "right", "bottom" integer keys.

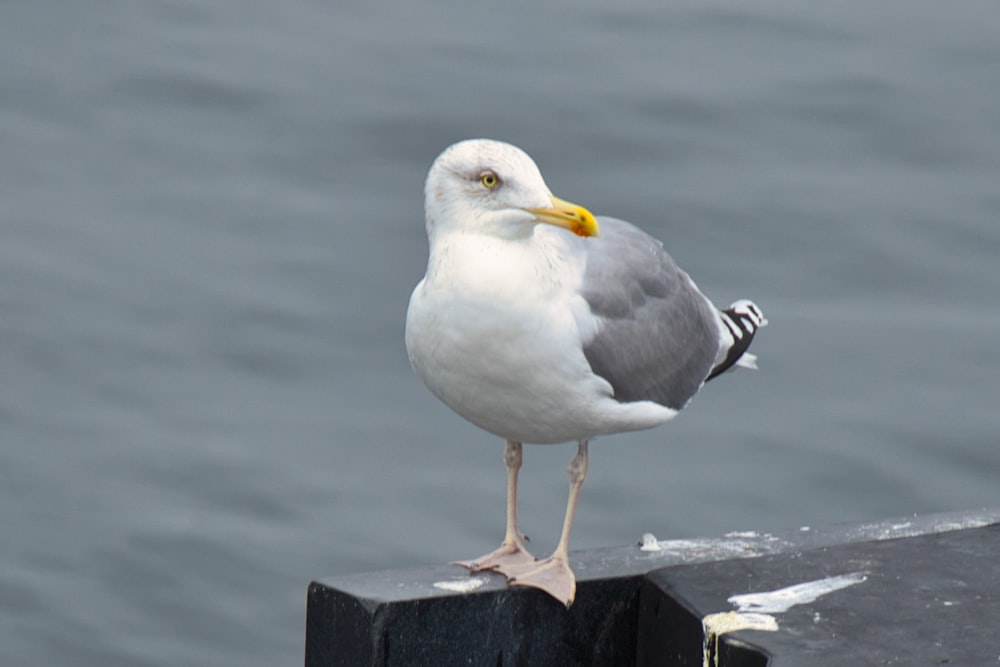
[{"left": 306, "top": 509, "right": 1000, "bottom": 666}]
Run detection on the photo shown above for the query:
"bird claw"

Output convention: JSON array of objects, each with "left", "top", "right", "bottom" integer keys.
[
  {"left": 501, "top": 554, "right": 577, "bottom": 608},
  {"left": 451, "top": 540, "right": 536, "bottom": 573}
]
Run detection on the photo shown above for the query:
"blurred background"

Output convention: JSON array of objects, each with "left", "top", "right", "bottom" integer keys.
[{"left": 2, "top": 0, "right": 999, "bottom": 664}]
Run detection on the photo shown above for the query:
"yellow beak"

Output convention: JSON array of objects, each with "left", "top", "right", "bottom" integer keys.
[{"left": 525, "top": 196, "right": 599, "bottom": 238}]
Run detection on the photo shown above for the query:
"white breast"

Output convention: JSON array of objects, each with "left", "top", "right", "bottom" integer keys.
[{"left": 405, "top": 227, "right": 676, "bottom": 444}]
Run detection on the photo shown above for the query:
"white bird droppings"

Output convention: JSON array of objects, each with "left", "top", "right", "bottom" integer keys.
[
  {"left": 702, "top": 572, "right": 868, "bottom": 667},
  {"left": 638, "top": 532, "right": 662, "bottom": 552},
  {"left": 432, "top": 577, "right": 488, "bottom": 593},
  {"left": 702, "top": 612, "right": 779, "bottom": 667},
  {"left": 729, "top": 571, "right": 867, "bottom": 614}
]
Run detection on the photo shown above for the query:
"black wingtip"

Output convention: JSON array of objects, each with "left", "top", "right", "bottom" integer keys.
[{"left": 705, "top": 300, "right": 767, "bottom": 382}]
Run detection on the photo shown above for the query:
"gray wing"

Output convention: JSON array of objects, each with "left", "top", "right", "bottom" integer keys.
[{"left": 579, "top": 217, "right": 722, "bottom": 411}]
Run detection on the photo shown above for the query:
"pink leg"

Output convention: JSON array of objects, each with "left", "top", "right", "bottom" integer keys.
[
  {"left": 502, "top": 440, "right": 588, "bottom": 607},
  {"left": 453, "top": 440, "right": 536, "bottom": 572}
]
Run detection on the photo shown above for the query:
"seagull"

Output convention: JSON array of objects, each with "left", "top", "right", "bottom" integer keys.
[{"left": 405, "top": 139, "right": 766, "bottom": 607}]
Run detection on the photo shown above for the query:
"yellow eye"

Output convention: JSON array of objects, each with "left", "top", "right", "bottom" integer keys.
[{"left": 479, "top": 172, "right": 500, "bottom": 189}]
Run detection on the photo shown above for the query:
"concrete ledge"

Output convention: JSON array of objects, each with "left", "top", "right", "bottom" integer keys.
[
  {"left": 639, "top": 521, "right": 1000, "bottom": 666},
  {"left": 305, "top": 508, "right": 1000, "bottom": 666}
]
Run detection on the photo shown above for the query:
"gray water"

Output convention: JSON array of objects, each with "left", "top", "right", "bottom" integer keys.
[{"left": 3, "top": 1, "right": 999, "bottom": 664}]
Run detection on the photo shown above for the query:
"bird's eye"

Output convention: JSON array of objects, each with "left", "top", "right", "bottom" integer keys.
[{"left": 479, "top": 172, "right": 500, "bottom": 190}]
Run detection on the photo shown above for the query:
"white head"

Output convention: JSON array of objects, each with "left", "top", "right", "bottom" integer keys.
[{"left": 424, "top": 139, "right": 599, "bottom": 241}]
